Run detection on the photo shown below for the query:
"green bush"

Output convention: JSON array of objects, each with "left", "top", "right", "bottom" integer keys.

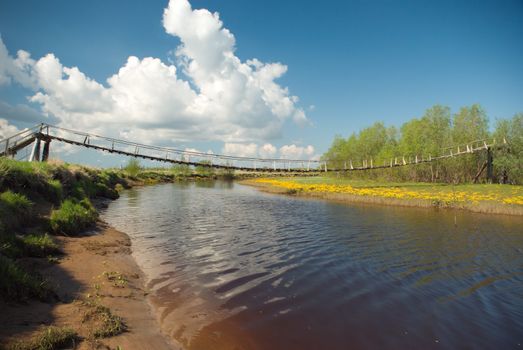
[
  {"left": 0, "top": 254, "right": 51, "bottom": 301},
  {"left": 50, "top": 199, "right": 98, "bottom": 235},
  {"left": 0, "top": 233, "right": 59, "bottom": 259},
  {"left": 124, "top": 158, "right": 141, "bottom": 177},
  {"left": 22, "top": 234, "right": 60, "bottom": 257},
  {"left": 0, "top": 191, "right": 33, "bottom": 233}
]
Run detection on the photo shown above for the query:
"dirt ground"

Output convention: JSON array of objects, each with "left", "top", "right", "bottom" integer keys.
[{"left": 0, "top": 222, "right": 180, "bottom": 349}]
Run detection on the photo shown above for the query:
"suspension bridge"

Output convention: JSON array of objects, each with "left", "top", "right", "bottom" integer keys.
[{"left": 0, "top": 123, "right": 507, "bottom": 175}]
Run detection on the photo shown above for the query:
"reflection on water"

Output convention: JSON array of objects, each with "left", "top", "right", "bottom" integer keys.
[{"left": 102, "top": 182, "right": 523, "bottom": 349}]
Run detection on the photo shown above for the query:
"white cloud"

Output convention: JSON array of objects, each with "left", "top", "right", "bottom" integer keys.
[
  {"left": 222, "top": 142, "right": 258, "bottom": 158},
  {"left": 0, "top": 0, "right": 310, "bottom": 146},
  {"left": 259, "top": 143, "right": 277, "bottom": 158},
  {"left": 279, "top": 144, "right": 315, "bottom": 159},
  {"left": 0, "top": 118, "right": 21, "bottom": 139}
]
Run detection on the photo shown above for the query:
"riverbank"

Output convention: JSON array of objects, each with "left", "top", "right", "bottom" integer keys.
[
  {"left": 243, "top": 177, "right": 523, "bottom": 216},
  {"left": 0, "top": 221, "right": 177, "bottom": 349},
  {"left": 0, "top": 159, "right": 182, "bottom": 349}
]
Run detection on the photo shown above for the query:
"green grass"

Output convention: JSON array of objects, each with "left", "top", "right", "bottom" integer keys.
[
  {"left": 0, "top": 255, "right": 51, "bottom": 302},
  {"left": 0, "top": 159, "right": 61, "bottom": 204},
  {"left": 0, "top": 191, "right": 33, "bottom": 234},
  {"left": 5, "top": 326, "right": 77, "bottom": 350},
  {"left": 50, "top": 199, "right": 98, "bottom": 235},
  {"left": 0, "top": 233, "right": 59, "bottom": 259},
  {"left": 21, "top": 234, "right": 60, "bottom": 257}
]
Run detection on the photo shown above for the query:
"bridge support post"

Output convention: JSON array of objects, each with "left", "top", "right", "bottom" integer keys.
[
  {"left": 29, "top": 137, "right": 41, "bottom": 162},
  {"left": 486, "top": 147, "right": 494, "bottom": 183},
  {"left": 42, "top": 140, "right": 51, "bottom": 162}
]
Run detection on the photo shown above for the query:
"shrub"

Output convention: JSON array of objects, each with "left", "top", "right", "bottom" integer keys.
[
  {"left": 124, "top": 158, "right": 141, "bottom": 177},
  {"left": 0, "top": 254, "right": 51, "bottom": 301},
  {"left": 0, "top": 191, "right": 33, "bottom": 233},
  {"left": 50, "top": 199, "right": 98, "bottom": 235},
  {"left": 22, "top": 234, "right": 60, "bottom": 257}
]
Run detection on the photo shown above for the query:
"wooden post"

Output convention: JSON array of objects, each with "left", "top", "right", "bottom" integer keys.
[
  {"left": 415, "top": 155, "right": 418, "bottom": 163},
  {"left": 29, "top": 137, "right": 41, "bottom": 162},
  {"left": 370, "top": 159, "right": 373, "bottom": 168},
  {"left": 402, "top": 156, "right": 406, "bottom": 165},
  {"left": 324, "top": 162, "right": 327, "bottom": 172},
  {"left": 486, "top": 147, "right": 493, "bottom": 183},
  {"left": 273, "top": 161, "right": 276, "bottom": 171},
  {"left": 350, "top": 160, "right": 353, "bottom": 170},
  {"left": 41, "top": 140, "right": 51, "bottom": 162},
  {"left": 390, "top": 158, "right": 393, "bottom": 167},
  {"left": 307, "top": 161, "right": 310, "bottom": 171}
]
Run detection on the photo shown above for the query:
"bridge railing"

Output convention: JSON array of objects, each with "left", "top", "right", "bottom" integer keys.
[
  {"left": 1, "top": 122, "right": 508, "bottom": 172},
  {"left": 0, "top": 123, "right": 44, "bottom": 157},
  {"left": 43, "top": 124, "right": 324, "bottom": 171}
]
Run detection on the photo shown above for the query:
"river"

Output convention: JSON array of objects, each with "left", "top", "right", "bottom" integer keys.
[{"left": 101, "top": 181, "right": 523, "bottom": 350}]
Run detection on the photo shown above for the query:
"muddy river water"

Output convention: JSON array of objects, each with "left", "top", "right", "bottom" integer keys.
[{"left": 101, "top": 181, "right": 523, "bottom": 349}]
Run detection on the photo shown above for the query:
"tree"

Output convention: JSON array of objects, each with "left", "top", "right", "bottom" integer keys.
[{"left": 493, "top": 113, "right": 523, "bottom": 184}]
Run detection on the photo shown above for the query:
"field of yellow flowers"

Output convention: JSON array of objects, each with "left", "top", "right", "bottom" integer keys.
[{"left": 254, "top": 177, "right": 523, "bottom": 207}]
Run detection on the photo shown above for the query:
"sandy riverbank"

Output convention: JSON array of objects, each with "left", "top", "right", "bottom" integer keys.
[{"left": 0, "top": 221, "right": 179, "bottom": 349}]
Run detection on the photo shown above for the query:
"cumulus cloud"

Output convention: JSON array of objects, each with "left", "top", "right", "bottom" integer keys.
[
  {"left": 222, "top": 142, "right": 316, "bottom": 160},
  {"left": 0, "top": 118, "right": 21, "bottom": 139},
  {"left": 222, "top": 143, "right": 259, "bottom": 158},
  {"left": 0, "top": 0, "right": 310, "bottom": 147},
  {"left": 279, "top": 144, "right": 315, "bottom": 159},
  {"left": 259, "top": 143, "right": 277, "bottom": 158}
]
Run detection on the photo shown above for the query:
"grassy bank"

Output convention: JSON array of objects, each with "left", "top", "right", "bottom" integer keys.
[
  {"left": 249, "top": 177, "right": 523, "bottom": 215},
  {"left": 0, "top": 158, "right": 182, "bottom": 348}
]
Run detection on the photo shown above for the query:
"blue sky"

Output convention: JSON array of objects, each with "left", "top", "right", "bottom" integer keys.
[{"left": 0, "top": 0, "right": 522, "bottom": 166}]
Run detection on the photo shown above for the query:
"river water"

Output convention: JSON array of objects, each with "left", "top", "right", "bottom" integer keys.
[{"left": 101, "top": 181, "right": 523, "bottom": 350}]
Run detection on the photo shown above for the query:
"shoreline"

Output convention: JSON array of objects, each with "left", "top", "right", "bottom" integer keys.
[
  {"left": 241, "top": 179, "right": 523, "bottom": 216},
  {"left": 0, "top": 219, "right": 179, "bottom": 349}
]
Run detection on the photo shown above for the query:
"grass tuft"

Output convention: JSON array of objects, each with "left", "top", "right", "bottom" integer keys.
[
  {"left": 50, "top": 199, "right": 98, "bottom": 235},
  {"left": 6, "top": 326, "right": 77, "bottom": 350},
  {"left": 0, "top": 191, "right": 33, "bottom": 233},
  {"left": 83, "top": 304, "right": 126, "bottom": 338},
  {"left": 0, "top": 254, "right": 52, "bottom": 302}
]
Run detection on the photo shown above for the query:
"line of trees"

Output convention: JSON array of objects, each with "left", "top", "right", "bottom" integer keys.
[{"left": 322, "top": 104, "right": 523, "bottom": 184}]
